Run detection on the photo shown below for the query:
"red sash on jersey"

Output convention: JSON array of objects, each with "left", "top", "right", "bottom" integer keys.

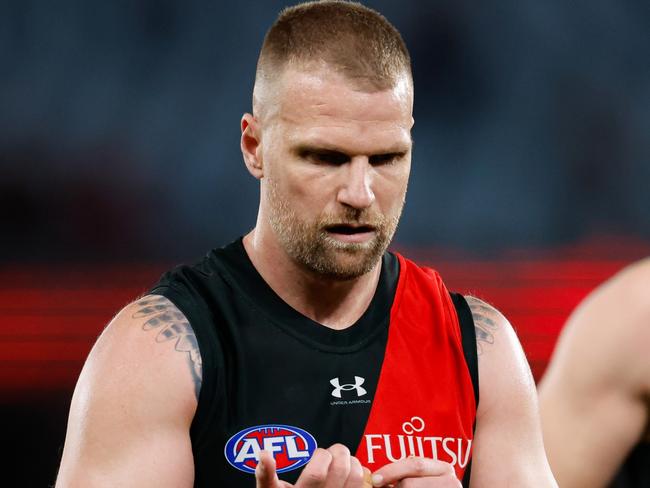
[{"left": 355, "top": 253, "right": 476, "bottom": 480}]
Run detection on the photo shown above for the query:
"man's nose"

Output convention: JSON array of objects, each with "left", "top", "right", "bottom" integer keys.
[{"left": 336, "top": 157, "right": 375, "bottom": 210}]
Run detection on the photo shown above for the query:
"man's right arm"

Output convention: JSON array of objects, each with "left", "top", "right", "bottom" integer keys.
[
  {"left": 56, "top": 295, "right": 200, "bottom": 488},
  {"left": 539, "top": 259, "right": 650, "bottom": 488}
]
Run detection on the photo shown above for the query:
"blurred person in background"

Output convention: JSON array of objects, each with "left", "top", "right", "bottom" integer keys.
[
  {"left": 540, "top": 258, "right": 650, "bottom": 487},
  {"left": 55, "top": 1, "right": 556, "bottom": 487}
]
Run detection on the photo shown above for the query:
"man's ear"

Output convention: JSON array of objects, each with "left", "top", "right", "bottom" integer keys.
[{"left": 241, "top": 113, "right": 264, "bottom": 179}]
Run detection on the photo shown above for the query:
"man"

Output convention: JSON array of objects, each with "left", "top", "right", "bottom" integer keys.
[
  {"left": 539, "top": 258, "right": 650, "bottom": 488},
  {"left": 56, "top": 2, "right": 556, "bottom": 487}
]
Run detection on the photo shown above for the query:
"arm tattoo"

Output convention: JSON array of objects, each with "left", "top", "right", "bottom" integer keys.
[
  {"left": 132, "top": 295, "right": 202, "bottom": 399},
  {"left": 465, "top": 296, "right": 500, "bottom": 356}
]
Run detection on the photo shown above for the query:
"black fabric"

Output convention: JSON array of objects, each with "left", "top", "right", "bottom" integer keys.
[
  {"left": 450, "top": 293, "right": 479, "bottom": 407},
  {"left": 450, "top": 292, "right": 478, "bottom": 488},
  {"left": 609, "top": 441, "right": 650, "bottom": 488}
]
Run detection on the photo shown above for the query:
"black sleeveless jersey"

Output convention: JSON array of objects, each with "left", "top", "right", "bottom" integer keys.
[
  {"left": 150, "top": 238, "right": 478, "bottom": 487},
  {"left": 610, "top": 442, "right": 650, "bottom": 488}
]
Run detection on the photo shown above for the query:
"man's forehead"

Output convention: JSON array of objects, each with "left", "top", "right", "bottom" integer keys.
[
  {"left": 285, "top": 67, "right": 410, "bottom": 109},
  {"left": 279, "top": 75, "right": 413, "bottom": 156},
  {"left": 259, "top": 64, "right": 413, "bottom": 125}
]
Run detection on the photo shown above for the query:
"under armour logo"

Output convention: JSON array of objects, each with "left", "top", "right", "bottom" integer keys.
[{"left": 330, "top": 376, "right": 367, "bottom": 398}]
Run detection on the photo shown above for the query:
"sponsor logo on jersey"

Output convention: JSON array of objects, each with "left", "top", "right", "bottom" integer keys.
[
  {"left": 330, "top": 376, "right": 367, "bottom": 398},
  {"left": 362, "top": 416, "right": 472, "bottom": 468},
  {"left": 224, "top": 424, "right": 317, "bottom": 474}
]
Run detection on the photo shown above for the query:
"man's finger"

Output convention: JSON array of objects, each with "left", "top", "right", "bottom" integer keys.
[
  {"left": 343, "top": 456, "right": 366, "bottom": 488},
  {"left": 362, "top": 467, "right": 373, "bottom": 488},
  {"left": 256, "top": 450, "right": 280, "bottom": 488},
  {"left": 295, "top": 448, "right": 333, "bottom": 488},
  {"left": 324, "top": 444, "right": 351, "bottom": 487},
  {"left": 370, "top": 457, "right": 456, "bottom": 486}
]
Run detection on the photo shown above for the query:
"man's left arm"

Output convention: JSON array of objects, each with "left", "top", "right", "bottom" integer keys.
[
  {"left": 465, "top": 296, "right": 557, "bottom": 487},
  {"left": 368, "top": 295, "right": 557, "bottom": 487}
]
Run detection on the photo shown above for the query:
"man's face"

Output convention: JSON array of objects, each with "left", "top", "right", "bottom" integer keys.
[{"left": 258, "top": 66, "right": 413, "bottom": 280}]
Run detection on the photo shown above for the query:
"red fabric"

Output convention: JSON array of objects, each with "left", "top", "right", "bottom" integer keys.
[{"left": 355, "top": 254, "right": 476, "bottom": 480}]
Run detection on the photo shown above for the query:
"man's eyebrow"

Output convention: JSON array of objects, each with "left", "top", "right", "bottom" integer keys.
[{"left": 293, "top": 144, "right": 348, "bottom": 156}]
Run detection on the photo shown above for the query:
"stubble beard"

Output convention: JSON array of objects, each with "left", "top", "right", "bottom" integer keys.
[{"left": 266, "top": 178, "right": 403, "bottom": 281}]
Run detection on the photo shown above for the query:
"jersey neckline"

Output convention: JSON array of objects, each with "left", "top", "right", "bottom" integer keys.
[{"left": 210, "top": 237, "right": 400, "bottom": 351}]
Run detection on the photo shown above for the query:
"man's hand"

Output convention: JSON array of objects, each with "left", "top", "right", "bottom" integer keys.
[
  {"left": 369, "top": 457, "right": 461, "bottom": 487},
  {"left": 255, "top": 445, "right": 371, "bottom": 488}
]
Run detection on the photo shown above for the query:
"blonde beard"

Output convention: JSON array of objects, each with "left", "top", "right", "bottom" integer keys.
[{"left": 266, "top": 177, "right": 402, "bottom": 280}]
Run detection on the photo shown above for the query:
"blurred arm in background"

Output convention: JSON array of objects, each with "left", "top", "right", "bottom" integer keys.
[{"left": 539, "top": 258, "right": 650, "bottom": 487}]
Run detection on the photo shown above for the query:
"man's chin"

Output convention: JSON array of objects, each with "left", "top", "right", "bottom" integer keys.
[
  {"left": 314, "top": 265, "right": 375, "bottom": 281},
  {"left": 314, "top": 248, "right": 383, "bottom": 281}
]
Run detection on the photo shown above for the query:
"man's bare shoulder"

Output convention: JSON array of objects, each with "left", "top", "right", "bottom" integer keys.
[
  {"left": 463, "top": 295, "right": 529, "bottom": 360},
  {"left": 122, "top": 295, "right": 202, "bottom": 398},
  {"left": 585, "top": 257, "right": 650, "bottom": 324},
  {"left": 93, "top": 294, "right": 202, "bottom": 402},
  {"left": 463, "top": 295, "right": 504, "bottom": 357},
  {"left": 602, "top": 257, "right": 650, "bottom": 326},
  {"left": 71, "top": 294, "right": 201, "bottom": 422},
  {"left": 553, "top": 258, "right": 650, "bottom": 391},
  {"left": 463, "top": 295, "right": 537, "bottom": 403}
]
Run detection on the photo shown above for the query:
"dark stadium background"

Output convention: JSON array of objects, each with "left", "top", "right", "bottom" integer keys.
[{"left": 1, "top": 1, "right": 648, "bottom": 486}]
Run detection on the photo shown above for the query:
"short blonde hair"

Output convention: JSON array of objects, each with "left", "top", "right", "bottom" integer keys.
[{"left": 256, "top": 0, "right": 412, "bottom": 91}]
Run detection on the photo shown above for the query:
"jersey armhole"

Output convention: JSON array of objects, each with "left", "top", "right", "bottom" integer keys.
[
  {"left": 149, "top": 284, "right": 218, "bottom": 450},
  {"left": 450, "top": 292, "right": 479, "bottom": 406},
  {"left": 450, "top": 292, "right": 479, "bottom": 488}
]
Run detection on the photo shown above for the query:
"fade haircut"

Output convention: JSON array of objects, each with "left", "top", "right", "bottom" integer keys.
[{"left": 255, "top": 0, "right": 412, "bottom": 93}]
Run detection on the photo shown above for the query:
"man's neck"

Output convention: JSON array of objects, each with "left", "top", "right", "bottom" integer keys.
[{"left": 242, "top": 229, "right": 382, "bottom": 330}]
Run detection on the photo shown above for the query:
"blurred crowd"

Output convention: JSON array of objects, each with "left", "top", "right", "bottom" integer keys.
[{"left": 1, "top": 0, "right": 648, "bottom": 262}]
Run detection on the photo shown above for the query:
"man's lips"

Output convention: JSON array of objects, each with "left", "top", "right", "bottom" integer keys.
[
  {"left": 324, "top": 224, "right": 377, "bottom": 243},
  {"left": 325, "top": 224, "right": 376, "bottom": 235}
]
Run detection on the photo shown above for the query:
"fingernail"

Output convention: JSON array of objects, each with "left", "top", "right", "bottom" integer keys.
[{"left": 371, "top": 474, "right": 383, "bottom": 486}]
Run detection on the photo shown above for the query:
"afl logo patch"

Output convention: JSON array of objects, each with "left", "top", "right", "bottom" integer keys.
[{"left": 224, "top": 424, "right": 317, "bottom": 474}]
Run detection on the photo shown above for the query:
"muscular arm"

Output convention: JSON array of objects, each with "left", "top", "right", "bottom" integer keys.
[
  {"left": 56, "top": 295, "right": 201, "bottom": 487},
  {"left": 538, "top": 259, "right": 650, "bottom": 488},
  {"left": 466, "top": 296, "right": 557, "bottom": 487}
]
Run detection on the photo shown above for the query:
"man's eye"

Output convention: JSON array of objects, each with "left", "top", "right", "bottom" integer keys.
[
  {"left": 370, "top": 153, "right": 401, "bottom": 165},
  {"left": 304, "top": 151, "right": 348, "bottom": 165}
]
